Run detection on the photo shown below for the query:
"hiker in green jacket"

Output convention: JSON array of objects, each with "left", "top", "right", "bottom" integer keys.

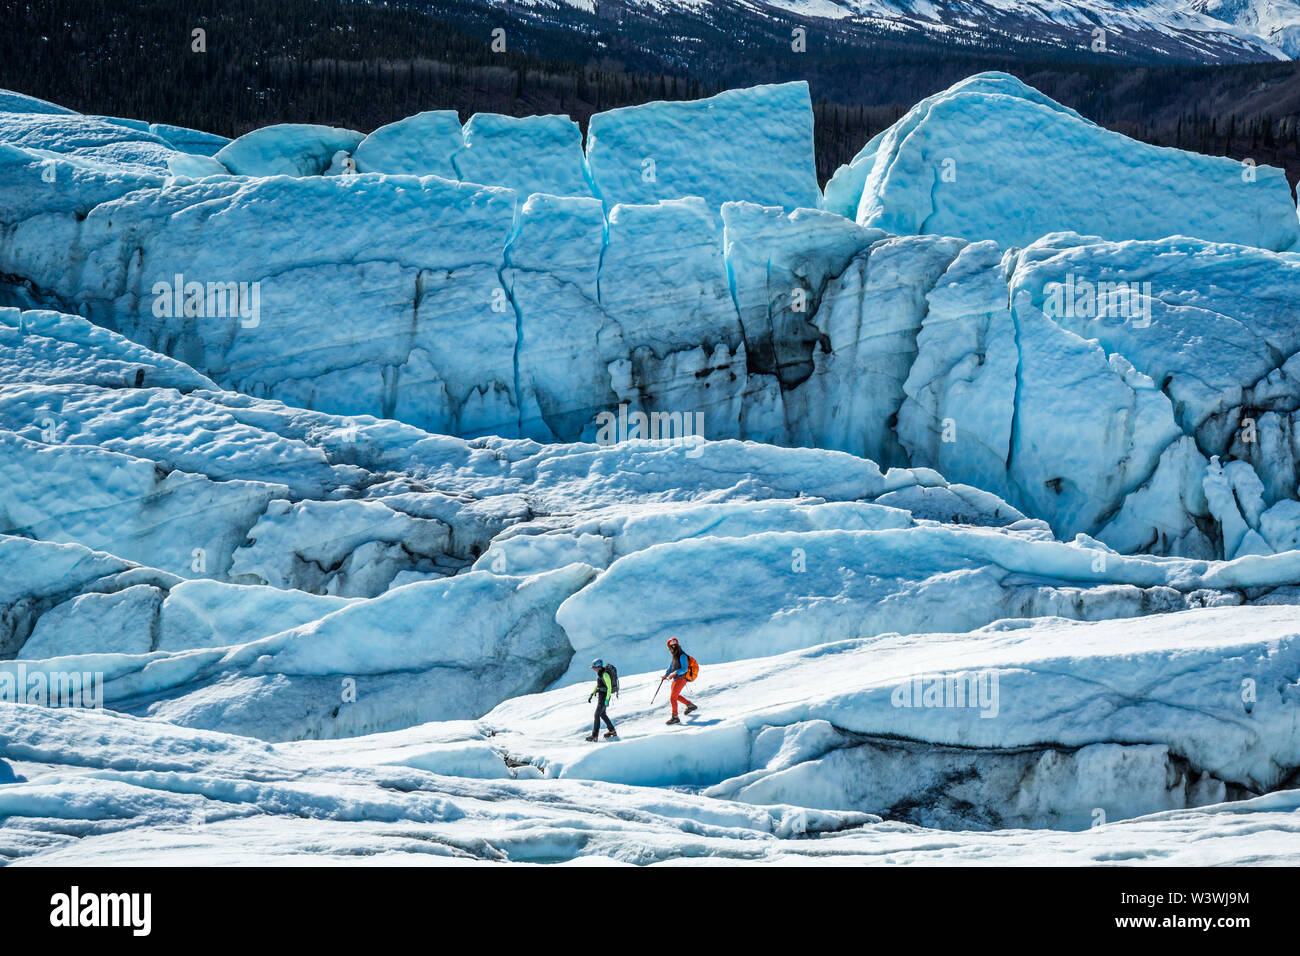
[{"left": 586, "top": 659, "right": 617, "bottom": 742}]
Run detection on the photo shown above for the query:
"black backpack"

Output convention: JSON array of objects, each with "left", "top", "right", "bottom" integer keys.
[{"left": 604, "top": 664, "right": 619, "bottom": 697}]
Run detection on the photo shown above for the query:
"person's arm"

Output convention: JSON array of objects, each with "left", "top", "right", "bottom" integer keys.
[{"left": 602, "top": 672, "right": 613, "bottom": 703}]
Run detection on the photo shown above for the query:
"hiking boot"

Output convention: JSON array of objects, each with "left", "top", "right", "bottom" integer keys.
[
  {"left": 666, "top": 715, "right": 680, "bottom": 725},
  {"left": 683, "top": 702, "right": 698, "bottom": 715},
  {"left": 584, "top": 733, "right": 599, "bottom": 742},
  {"left": 603, "top": 731, "right": 618, "bottom": 739}
]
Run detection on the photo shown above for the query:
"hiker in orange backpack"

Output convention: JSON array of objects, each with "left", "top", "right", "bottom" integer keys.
[{"left": 661, "top": 637, "right": 698, "bottom": 725}]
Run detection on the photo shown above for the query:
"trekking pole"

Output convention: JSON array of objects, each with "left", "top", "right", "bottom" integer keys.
[{"left": 650, "top": 677, "right": 664, "bottom": 705}]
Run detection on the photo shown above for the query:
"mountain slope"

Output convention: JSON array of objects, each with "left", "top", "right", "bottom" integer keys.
[
  {"left": 1191, "top": 0, "right": 1300, "bottom": 55},
  {"left": 463, "top": 0, "right": 1293, "bottom": 64}
]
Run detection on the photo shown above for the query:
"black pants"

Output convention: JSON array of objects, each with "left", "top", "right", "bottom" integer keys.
[{"left": 592, "top": 697, "right": 615, "bottom": 736}]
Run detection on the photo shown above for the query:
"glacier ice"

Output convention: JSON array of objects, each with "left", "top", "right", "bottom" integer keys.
[
  {"left": 0, "top": 110, "right": 189, "bottom": 175},
  {"left": 148, "top": 122, "right": 229, "bottom": 158},
  {"left": 3, "top": 74, "right": 1300, "bottom": 865},
  {"left": 459, "top": 113, "right": 593, "bottom": 199},
  {"left": 351, "top": 110, "right": 464, "bottom": 177},
  {"left": 822, "top": 72, "right": 1083, "bottom": 220},
  {"left": 585, "top": 82, "right": 821, "bottom": 212},
  {"left": 8, "top": 127, "right": 1299, "bottom": 560},
  {"left": 213, "top": 124, "right": 365, "bottom": 178},
  {"left": 0, "top": 90, "right": 76, "bottom": 115},
  {"left": 209, "top": 82, "right": 818, "bottom": 215},
  {"left": 826, "top": 72, "right": 1300, "bottom": 252}
]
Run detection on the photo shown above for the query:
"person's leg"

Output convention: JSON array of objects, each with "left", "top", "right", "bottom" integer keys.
[
  {"left": 602, "top": 704, "right": 616, "bottom": 734},
  {"left": 592, "top": 701, "right": 603, "bottom": 738},
  {"left": 671, "top": 677, "right": 687, "bottom": 716}
]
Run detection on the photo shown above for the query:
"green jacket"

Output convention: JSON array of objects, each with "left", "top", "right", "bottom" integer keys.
[{"left": 591, "top": 669, "right": 613, "bottom": 705}]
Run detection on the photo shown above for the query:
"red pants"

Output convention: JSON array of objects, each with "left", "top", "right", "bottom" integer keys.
[{"left": 670, "top": 677, "right": 693, "bottom": 716}]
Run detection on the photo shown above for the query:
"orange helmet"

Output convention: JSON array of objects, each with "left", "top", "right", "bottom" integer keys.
[{"left": 666, "top": 637, "right": 680, "bottom": 648}]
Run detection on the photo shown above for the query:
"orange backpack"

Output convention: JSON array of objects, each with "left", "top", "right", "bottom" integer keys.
[{"left": 684, "top": 654, "right": 699, "bottom": 682}]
